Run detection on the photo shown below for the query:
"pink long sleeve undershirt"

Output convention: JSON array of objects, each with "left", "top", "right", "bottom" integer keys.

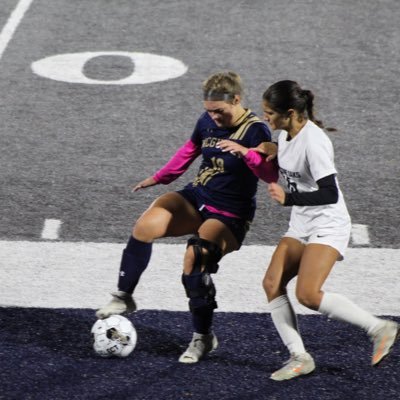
[
  {"left": 153, "top": 139, "right": 279, "bottom": 185},
  {"left": 152, "top": 139, "right": 201, "bottom": 184},
  {"left": 243, "top": 149, "right": 279, "bottom": 183}
]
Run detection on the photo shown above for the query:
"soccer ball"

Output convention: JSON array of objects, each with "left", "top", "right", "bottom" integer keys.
[{"left": 91, "top": 315, "right": 137, "bottom": 358}]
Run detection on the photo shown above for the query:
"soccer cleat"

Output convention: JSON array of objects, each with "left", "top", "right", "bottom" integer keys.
[
  {"left": 178, "top": 332, "right": 218, "bottom": 364},
  {"left": 270, "top": 352, "right": 315, "bottom": 381},
  {"left": 95, "top": 291, "right": 137, "bottom": 319},
  {"left": 370, "top": 320, "right": 399, "bottom": 366}
]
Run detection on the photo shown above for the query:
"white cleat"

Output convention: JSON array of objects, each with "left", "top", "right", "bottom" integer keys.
[
  {"left": 95, "top": 291, "right": 137, "bottom": 319},
  {"left": 270, "top": 352, "right": 315, "bottom": 381},
  {"left": 179, "top": 332, "right": 218, "bottom": 364},
  {"left": 370, "top": 320, "right": 399, "bottom": 366}
]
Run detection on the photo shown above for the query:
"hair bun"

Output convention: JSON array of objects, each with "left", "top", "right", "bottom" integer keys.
[{"left": 301, "top": 89, "right": 314, "bottom": 101}]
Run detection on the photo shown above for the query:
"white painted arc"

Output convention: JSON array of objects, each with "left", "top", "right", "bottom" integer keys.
[
  {"left": 0, "top": 241, "right": 398, "bottom": 315},
  {"left": 0, "top": 0, "right": 34, "bottom": 60}
]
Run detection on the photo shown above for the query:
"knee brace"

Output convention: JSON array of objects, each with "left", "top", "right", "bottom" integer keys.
[
  {"left": 181, "top": 236, "right": 223, "bottom": 312},
  {"left": 186, "top": 236, "right": 223, "bottom": 274},
  {"left": 181, "top": 271, "right": 217, "bottom": 311}
]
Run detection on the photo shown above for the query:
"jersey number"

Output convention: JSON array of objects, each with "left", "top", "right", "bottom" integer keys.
[{"left": 193, "top": 157, "right": 224, "bottom": 186}]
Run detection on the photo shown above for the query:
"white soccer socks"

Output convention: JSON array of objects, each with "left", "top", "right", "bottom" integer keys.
[{"left": 269, "top": 295, "right": 306, "bottom": 355}]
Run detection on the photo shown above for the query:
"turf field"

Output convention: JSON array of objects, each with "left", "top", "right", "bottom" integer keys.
[{"left": 0, "top": 1, "right": 399, "bottom": 399}]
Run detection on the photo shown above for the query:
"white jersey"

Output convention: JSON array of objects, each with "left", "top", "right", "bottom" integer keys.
[{"left": 277, "top": 120, "right": 351, "bottom": 236}]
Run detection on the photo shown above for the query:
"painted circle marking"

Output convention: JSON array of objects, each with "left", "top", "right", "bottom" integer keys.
[{"left": 31, "top": 51, "right": 188, "bottom": 84}]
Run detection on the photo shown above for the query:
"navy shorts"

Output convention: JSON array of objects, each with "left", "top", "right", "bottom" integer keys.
[{"left": 176, "top": 187, "right": 251, "bottom": 247}]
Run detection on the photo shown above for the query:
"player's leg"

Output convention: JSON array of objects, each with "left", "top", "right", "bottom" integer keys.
[
  {"left": 297, "top": 243, "right": 399, "bottom": 366},
  {"left": 96, "top": 192, "right": 202, "bottom": 319},
  {"left": 179, "top": 218, "right": 239, "bottom": 363},
  {"left": 263, "top": 238, "right": 305, "bottom": 358},
  {"left": 262, "top": 237, "right": 316, "bottom": 380},
  {"left": 263, "top": 237, "right": 304, "bottom": 301},
  {"left": 117, "top": 191, "right": 203, "bottom": 294}
]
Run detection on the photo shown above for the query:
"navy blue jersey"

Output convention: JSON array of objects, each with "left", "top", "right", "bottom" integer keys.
[{"left": 185, "top": 109, "right": 272, "bottom": 220}]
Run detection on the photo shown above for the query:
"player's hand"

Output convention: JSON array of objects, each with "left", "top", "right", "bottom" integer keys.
[
  {"left": 217, "top": 139, "right": 248, "bottom": 157},
  {"left": 252, "top": 142, "right": 277, "bottom": 161},
  {"left": 132, "top": 177, "right": 157, "bottom": 192},
  {"left": 267, "top": 182, "right": 286, "bottom": 205}
]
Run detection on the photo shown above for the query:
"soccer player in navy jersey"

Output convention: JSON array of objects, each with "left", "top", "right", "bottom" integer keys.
[
  {"left": 96, "top": 71, "right": 278, "bottom": 363},
  {"left": 260, "top": 80, "right": 399, "bottom": 380}
]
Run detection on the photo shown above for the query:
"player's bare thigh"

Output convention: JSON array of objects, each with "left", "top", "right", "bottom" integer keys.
[
  {"left": 183, "top": 218, "right": 239, "bottom": 274},
  {"left": 295, "top": 243, "right": 339, "bottom": 310},
  {"left": 263, "top": 237, "right": 305, "bottom": 301},
  {"left": 133, "top": 192, "right": 202, "bottom": 242}
]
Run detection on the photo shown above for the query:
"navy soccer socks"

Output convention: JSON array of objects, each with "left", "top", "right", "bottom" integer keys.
[
  {"left": 117, "top": 236, "right": 152, "bottom": 294},
  {"left": 192, "top": 308, "right": 214, "bottom": 335}
]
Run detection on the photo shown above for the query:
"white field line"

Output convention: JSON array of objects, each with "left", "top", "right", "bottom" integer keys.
[
  {"left": 351, "top": 224, "right": 370, "bottom": 245},
  {"left": 0, "top": 0, "right": 34, "bottom": 60},
  {"left": 0, "top": 241, "right": 399, "bottom": 315},
  {"left": 41, "top": 219, "right": 62, "bottom": 240}
]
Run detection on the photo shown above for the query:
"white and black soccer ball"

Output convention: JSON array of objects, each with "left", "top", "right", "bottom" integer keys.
[{"left": 91, "top": 315, "right": 137, "bottom": 358}]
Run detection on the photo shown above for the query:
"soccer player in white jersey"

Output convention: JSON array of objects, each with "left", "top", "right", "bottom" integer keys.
[{"left": 260, "top": 80, "right": 399, "bottom": 381}]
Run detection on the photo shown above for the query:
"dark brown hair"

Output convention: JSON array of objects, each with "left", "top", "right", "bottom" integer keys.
[{"left": 263, "top": 80, "right": 334, "bottom": 130}]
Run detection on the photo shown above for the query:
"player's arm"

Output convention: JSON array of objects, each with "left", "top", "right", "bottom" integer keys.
[
  {"left": 243, "top": 150, "right": 279, "bottom": 183},
  {"left": 252, "top": 141, "right": 278, "bottom": 161},
  {"left": 268, "top": 174, "right": 339, "bottom": 206},
  {"left": 242, "top": 123, "right": 278, "bottom": 182},
  {"left": 217, "top": 139, "right": 279, "bottom": 183},
  {"left": 132, "top": 176, "right": 158, "bottom": 192},
  {"left": 133, "top": 139, "right": 201, "bottom": 192}
]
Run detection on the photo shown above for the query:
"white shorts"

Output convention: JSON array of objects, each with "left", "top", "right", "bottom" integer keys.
[{"left": 283, "top": 224, "right": 351, "bottom": 261}]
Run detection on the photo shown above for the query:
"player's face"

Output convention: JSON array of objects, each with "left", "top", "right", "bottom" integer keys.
[
  {"left": 204, "top": 100, "right": 237, "bottom": 128},
  {"left": 262, "top": 101, "right": 288, "bottom": 131}
]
